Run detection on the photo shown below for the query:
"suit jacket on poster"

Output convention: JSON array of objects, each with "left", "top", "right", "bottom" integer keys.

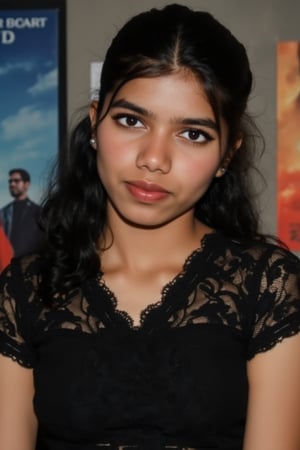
[{"left": 1, "top": 198, "right": 43, "bottom": 258}]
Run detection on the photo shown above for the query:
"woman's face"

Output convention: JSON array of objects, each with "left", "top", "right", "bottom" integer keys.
[{"left": 91, "top": 71, "right": 229, "bottom": 229}]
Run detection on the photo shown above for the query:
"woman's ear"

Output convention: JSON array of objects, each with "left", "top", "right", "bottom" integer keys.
[
  {"left": 89, "top": 101, "right": 98, "bottom": 129},
  {"left": 89, "top": 101, "right": 98, "bottom": 149},
  {"left": 233, "top": 136, "right": 243, "bottom": 152},
  {"left": 215, "top": 137, "right": 243, "bottom": 178}
]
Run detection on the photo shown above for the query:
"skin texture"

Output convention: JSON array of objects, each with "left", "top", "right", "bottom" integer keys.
[
  {"left": 244, "top": 334, "right": 300, "bottom": 450},
  {"left": 0, "top": 356, "right": 37, "bottom": 449},
  {"left": 92, "top": 72, "right": 229, "bottom": 231}
]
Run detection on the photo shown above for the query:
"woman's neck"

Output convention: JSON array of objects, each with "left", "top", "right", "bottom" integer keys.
[{"left": 98, "top": 210, "right": 212, "bottom": 273}]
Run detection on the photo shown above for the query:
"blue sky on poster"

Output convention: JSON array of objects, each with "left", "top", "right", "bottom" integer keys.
[{"left": 0, "top": 9, "right": 59, "bottom": 207}]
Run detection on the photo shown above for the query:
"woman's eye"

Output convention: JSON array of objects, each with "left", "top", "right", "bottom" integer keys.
[
  {"left": 116, "top": 115, "right": 144, "bottom": 128},
  {"left": 181, "top": 129, "right": 212, "bottom": 143}
]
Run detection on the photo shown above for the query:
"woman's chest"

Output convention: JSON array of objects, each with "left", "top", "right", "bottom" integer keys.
[{"left": 33, "top": 326, "right": 248, "bottom": 443}]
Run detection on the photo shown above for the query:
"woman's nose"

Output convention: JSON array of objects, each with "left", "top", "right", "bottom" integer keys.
[{"left": 135, "top": 133, "right": 172, "bottom": 174}]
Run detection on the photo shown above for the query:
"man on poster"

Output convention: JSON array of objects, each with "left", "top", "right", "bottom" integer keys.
[{"left": 0, "top": 168, "right": 43, "bottom": 257}]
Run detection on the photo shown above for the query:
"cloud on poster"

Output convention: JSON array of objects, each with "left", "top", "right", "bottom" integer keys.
[
  {"left": 0, "top": 61, "right": 33, "bottom": 76},
  {"left": 0, "top": 105, "right": 56, "bottom": 141},
  {"left": 28, "top": 68, "right": 58, "bottom": 95}
]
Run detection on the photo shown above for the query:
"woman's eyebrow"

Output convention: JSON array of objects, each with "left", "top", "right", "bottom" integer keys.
[
  {"left": 110, "top": 99, "right": 154, "bottom": 117},
  {"left": 176, "top": 117, "right": 218, "bottom": 131},
  {"left": 110, "top": 98, "right": 218, "bottom": 131}
]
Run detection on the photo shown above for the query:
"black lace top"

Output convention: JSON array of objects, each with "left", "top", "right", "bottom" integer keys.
[{"left": 1, "top": 232, "right": 300, "bottom": 450}]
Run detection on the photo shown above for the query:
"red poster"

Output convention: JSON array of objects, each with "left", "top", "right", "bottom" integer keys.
[{"left": 277, "top": 42, "right": 300, "bottom": 250}]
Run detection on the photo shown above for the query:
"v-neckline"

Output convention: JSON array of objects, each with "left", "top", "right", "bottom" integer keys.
[{"left": 89, "top": 231, "right": 218, "bottom": 331}]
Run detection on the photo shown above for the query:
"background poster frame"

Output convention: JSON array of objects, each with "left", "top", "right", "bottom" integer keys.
[{"left": 0, "top": 0, "right": 66, "bottom": 268}]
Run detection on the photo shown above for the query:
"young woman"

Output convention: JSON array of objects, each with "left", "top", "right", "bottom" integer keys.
[{"left": 0, "top": 4, "right": 300, "bottom": 450}]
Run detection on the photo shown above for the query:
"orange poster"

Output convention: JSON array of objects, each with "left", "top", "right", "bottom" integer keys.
[{"left": 277, "top": 42, "right": 300, "bottom": 250}]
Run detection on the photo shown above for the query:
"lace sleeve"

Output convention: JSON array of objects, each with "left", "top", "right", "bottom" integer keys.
[
  {"left": 0, "top": 258, "right": 36, "bottom": 367},
  {"left": 247, "top": 246, "right": 300, "bottom": 359}
]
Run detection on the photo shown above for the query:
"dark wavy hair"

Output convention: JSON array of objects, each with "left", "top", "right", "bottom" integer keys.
[{"left": 40, "top": 4, "right": 264, "bottom": 298}]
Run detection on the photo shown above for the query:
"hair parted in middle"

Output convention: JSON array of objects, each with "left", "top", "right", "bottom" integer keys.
[{"left": 40, "top": 3, "right": 264, "bottom": 296}]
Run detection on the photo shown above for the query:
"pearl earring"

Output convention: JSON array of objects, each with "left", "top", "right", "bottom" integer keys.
[
  {"left": 220, "top": 167, "right": 226, "bottom": 175},
  {"left": 89, "top": 138, "right": 96, "bottom": 148}
]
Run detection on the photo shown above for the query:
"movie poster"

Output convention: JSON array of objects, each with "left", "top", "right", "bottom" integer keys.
[
  {"left": 0, "top": 2, "right": 66, "bottom": 270},
  {"left": 277, "top": 41, "right": 300, "bottom": 251}
]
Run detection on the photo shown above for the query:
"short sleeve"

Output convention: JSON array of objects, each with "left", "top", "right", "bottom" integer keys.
[
  {"left": 247, "top": 246, "right": 300, "bottom": 359},
  {"left": 0, "top": 258, "right": 36, "bottom": 367}
]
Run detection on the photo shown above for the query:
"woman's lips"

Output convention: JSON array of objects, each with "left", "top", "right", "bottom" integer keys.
[{"left": 125, "top": 180, "right": 170, "bottom": 202}]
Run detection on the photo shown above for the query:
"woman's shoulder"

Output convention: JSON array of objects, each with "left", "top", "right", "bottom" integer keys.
[
  {"left": 214, "top": 231, "right": 300, "bottom": 268},
  {"left": 0, "top": 253, "right": 45, "bottom": 368},
  {"left": 0, "top": 252, "right": 44, "bottom": 294}
]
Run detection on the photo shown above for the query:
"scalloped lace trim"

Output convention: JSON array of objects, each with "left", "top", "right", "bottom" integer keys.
[
  {"left": 96, "top": 232, "right": 215, "bottom": 330},
  {"left": 0, "top": 347, "right": 33, "bottom": 368},
  {"left": 248, "top": 325, "right": 300, "bottom": 360}
]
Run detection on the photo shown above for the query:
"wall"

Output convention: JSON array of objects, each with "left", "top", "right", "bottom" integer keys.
[{"left": 67, "top": 0, "right": 300, "bottom": 237}]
